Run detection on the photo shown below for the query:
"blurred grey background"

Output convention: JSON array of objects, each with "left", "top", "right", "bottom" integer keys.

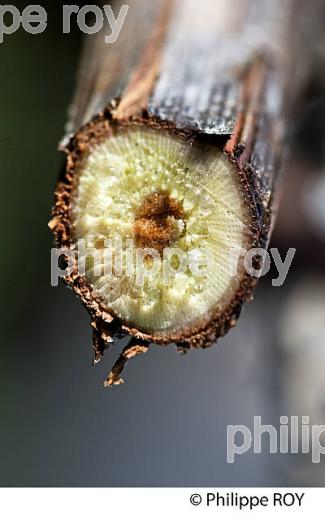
[{"left": 1, "top": 1, "right": 325, "bottom": 486}]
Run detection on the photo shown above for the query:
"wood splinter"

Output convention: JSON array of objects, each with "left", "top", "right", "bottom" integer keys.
[
  {"left": 50, "top": 0, "right": 319, "bottom": 386},
  {"left": 104, "top": 340, "right": 149, "bottom": 388}
]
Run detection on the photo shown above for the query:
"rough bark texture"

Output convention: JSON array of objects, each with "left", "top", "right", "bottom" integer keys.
[{"left": 50, "top": 0, "right": 316, "bottom": 386}]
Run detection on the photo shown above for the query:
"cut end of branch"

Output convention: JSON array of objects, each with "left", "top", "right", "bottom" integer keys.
[
  {"left": 55, "top": 120, "right": 255, "bottom": 348},
  {"left": 49, "top": 0, "right": 302, "bottom": 386}
]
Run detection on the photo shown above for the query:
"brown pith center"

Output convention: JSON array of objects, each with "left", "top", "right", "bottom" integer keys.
[{"left": 133, "top": 192, "right": 186, "bottom": 254}]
